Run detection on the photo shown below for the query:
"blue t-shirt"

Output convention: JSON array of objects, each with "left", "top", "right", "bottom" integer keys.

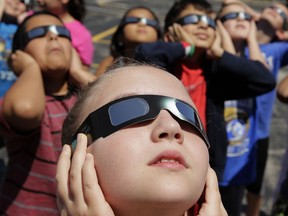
[
  {"left": 220, "top": 98, "right": 257, "bottom": 186},
  {"left": 256, "top": 42, "right": 288, "bottom": 139},
  {"left": 0, "top": 22, "right": 17, "bottom": 97},
  {"left": 220, "top": 41, "right": 288, "bottom": 186}
]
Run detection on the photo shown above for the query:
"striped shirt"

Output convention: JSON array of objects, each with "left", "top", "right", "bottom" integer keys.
[{"left": 0, "top": 93, "right": 77, "bottom": 215}]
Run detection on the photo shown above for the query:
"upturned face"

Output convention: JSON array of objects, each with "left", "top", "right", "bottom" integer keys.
[
  {"left": 82, "top": 66, "right": 209, "bottom": 215},
  {"left": 220, "top": 4, "right": 251, "bottom": 41},
  {"left": 261, "top": 3, "right": 288, "bottom": 30},
  {"left": 176, "top": 4, "right": 215, "bottom": 50},
  {"left": 23, "top": 14, "right": 72, "bottom": 75},
  {"left": 122, "top": 8, "right": 159, "bottom": 46}
]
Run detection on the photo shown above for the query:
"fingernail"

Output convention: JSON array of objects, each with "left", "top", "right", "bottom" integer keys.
[{"left": 62, "top": 144, "right": 69, "bottom": 152}]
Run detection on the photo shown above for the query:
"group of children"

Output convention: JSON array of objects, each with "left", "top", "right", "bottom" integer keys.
[{"left": 0, "top": 0, "right": 287, "bottom": 215}]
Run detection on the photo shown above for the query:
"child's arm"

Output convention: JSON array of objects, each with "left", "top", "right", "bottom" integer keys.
[
  {"left": 68, "top": 49, "right": 97, "bottom": 89},
  {"left": 247, "top": 20, "right": 269, "bottom": 67},
  {"left": 56, "top": 134, "right": 115, "bottom": 216},
  {"left": 2, "top": 50, "right": 45, "bottom": 133},
  {"left": 208, "top": 52, "right": 276, "bottom": 100},
  {"left": 95, "top": 56, "right": 114, "bottom": 78},
  {"left": 277, "top": 74, "right": 288, "bottom": 103},
  {"left": 135, "top": 41, "right": 188, "bottom": 70},
  {"left": 187, "top": 167, "right": 228, "bottom": 216},
  {"left": 216, "top": 20, "right": 236, "bottom": 55}
]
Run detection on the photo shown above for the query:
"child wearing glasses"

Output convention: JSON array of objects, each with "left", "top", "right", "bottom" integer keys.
[
  {"left": 95, "top": 6, "right": 162, "bottom": 77},
  {"left": 0, "top": 11, "right": 96, "bottom": 215},
  {"left": 135, "top": 0, "right": 275, "bottom": 183},
  {"left": 217, "top": 2, "right": 269, "bottom": 216},
  {"left": 56, "top": 61, "right": 228, "bottom": 216},
  {"left": 218, "top": 1, "right": 288, "bottom": 215},
  {"left": 36, "top": 0, "right": 94, "bottom": 71}
]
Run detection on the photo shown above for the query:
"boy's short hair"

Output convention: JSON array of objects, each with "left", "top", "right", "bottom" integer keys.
[{"left": 164, "top": 0, "right": 214, "bottom": 32}]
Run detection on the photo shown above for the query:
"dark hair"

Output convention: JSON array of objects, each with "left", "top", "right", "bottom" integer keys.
[
  {"left": 110, "top": 6, "right": 162, "bottom": 58},
  {"left": 67, "top": 0, "right": 86, "bottom": 22},
  {"left": 12, "top": 11, "right": 63, "bottom": 52},
  {"left": 164, "top": 0, "right": 213, "bottom": 32}
]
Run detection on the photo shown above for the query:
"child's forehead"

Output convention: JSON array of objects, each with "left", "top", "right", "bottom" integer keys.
[
  {"left": 126, "top": 8, "right": 154, "bottom": 18},
  {"left": 178, "top": 4, "right": 212, "bottom": 18},
  {"left": 221, "top": 4, "right": 246, "bottom": 14},
  {"left": 92, "top": 66, "right": 191, "bottom": 103},
  {"left": 25, "top": 15, "right": 63, "bottom": 31}
]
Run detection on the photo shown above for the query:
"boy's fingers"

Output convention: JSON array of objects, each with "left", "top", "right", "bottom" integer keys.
[
  {"left": 205, "top": 167, "right": 221, "bottom": 203},
  {"left": 82, "top": 153, "right": 103, "bottom": 205},
  {"left": 69, "top": 134, "right": 87, "bottom": 204},
  {"left": 82, "top": 153, "right": 115, "bottom": 215},
  {"left": 56, "top": 144, "right": 71, "bottom": 203}
]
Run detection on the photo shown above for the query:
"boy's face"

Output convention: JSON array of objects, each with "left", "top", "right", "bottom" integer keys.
[
  {"left": 220, "top": 4, "right": 251, "bottom": 41},
  {"left": 24, "top": 14, "right": 72, "bottom": 74},
  {"left": 85, "top": 66, "right": 209, "bottom": 213},
  {"left": 122, "top": 8, "right": 159, "bottom": 46},
  {"left": 261, "top": 3, "right": 288, "bottom": 30},
  {"left": 177, "top": 4, "right": 215, "bottom": 49},
  {"left": 36, "top": 0, "right": 63, "bottom": 10}
]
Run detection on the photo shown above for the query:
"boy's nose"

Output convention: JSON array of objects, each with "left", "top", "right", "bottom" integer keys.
[
  {"left": 151, "top": 110, "right": 184, "bottom": 144},
  {"left": 47, "top": 32, "right": 58, "bottom": 40}
]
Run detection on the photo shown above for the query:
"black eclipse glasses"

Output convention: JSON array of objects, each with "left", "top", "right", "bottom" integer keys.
[
  {"left": 122, "top": 17, "right": 160, "bottom": 29},
  {"left": 71, "top": 95, "right": 210, "bottom": 149},
  {"left": 220, "top": 12, "right": 252, "bottom": 23},
  {"left": 176, "top": 14, "right": 216, "bottom": 29},
  {"left": 23, "top": 25, "right": 71, "bottom": 48}
]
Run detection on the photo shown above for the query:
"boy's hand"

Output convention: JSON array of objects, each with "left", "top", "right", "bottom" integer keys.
[
  {"left": 216, "top": 20, "right": 236, "bottom": 54},
  {"left": 165, "top": 23, "right": 195, "bottom": 46},
  {"left": 56, "top": 134, "right": 115, "bottom": 216},
  {"left": 10, "top": 50, "right": 39, "bottom": 76},
  {"left": 68, "top": 49, "right": 96, "bottom": 88},
  {"left": 3, "top": 0, "right": 28, "bottom": 22},
  {"left": 188, "top": 167, "right": 228, "bottom": 216},
  {"left": 247, "top": 20, "right": 257, "bottom": 43},
  {"left": 206, "top": 31, "right": 224, "bottom": 59}
]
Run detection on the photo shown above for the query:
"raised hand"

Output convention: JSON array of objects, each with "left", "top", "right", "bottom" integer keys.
[
  {"left": 56, "top": 134, "right": 115, "bottom": 216},
  {"left": 68, "top": 48, "right": 96, "bottom": 88},
  {"left": 216, "top": 20, "right": 236, "bottom": 54},
  {"left": 9, "top": 50, "right": 39, "bottom": 76},
  {"left": 193, "top": 167, "right": 228, "bottom": 216},
  {"left": 165, "top": 23, "right": 195, "bottom": 46}
]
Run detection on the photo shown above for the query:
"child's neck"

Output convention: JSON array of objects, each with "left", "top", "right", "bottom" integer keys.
[
  {"left": 58, "top": 11, "right": 75, "bottom": 23},
  {"left": 233, "top": 40, "right": 246, "bottom": 56},
  {"left": 256, "top": 19, "right": 276, "bottom": 44},
  {"left": 43, "top": 75, "right": 69, "bottom": 96}
]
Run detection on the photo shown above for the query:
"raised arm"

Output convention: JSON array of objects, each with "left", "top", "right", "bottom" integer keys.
[
  {"left": 277, "top": 73, "right": 288, "bottom": 103},
  {"left": 2, "top": 50, "right": 45, "bottom": 133},
  {"left": 68, "top": 48, "right": 97, "bottom": 89},
  {"left": 208, "top": 52, "right": 276, "bottom": 100}
]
